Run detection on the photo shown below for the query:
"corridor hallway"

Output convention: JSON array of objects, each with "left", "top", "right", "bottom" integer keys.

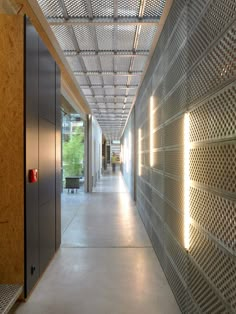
[{"left": 14, "top": 170, "right": 180, "bottom": 314}]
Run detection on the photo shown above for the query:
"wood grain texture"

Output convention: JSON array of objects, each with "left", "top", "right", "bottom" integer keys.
[{"left": 0, "top": 15, "right": 24, "bottom": 284}]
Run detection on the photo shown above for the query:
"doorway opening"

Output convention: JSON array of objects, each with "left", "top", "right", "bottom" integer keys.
[{"left": 61, "top": 111, "right": 85, "bottom": 242}]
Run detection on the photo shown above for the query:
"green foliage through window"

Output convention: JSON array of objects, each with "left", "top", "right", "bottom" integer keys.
[{"left": 63, "top": 127, "right": 84, "bottom": 179}]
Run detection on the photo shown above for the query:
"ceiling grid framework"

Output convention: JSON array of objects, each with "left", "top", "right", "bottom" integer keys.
[{"left": 38, "top": 0, "right": 166, "bottom": 139}]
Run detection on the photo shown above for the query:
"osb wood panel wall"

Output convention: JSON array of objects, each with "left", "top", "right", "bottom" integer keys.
[{"left": 0, "top": 15, "right": 24, "bottom": 284}]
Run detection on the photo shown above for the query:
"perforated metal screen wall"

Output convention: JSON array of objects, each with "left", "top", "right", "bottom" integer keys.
[
  {"left": 121, "top": 109, "right": 135, "bottom": 198},
  {"left": 122, "top": 0, "right": 236, "bottom": 312}
]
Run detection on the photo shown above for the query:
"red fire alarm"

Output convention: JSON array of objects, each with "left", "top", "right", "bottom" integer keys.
[{"left": 29, "top": 169, "right": 38, "bottom": 183}]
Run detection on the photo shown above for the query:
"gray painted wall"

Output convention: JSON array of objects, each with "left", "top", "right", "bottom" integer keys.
[
  {"left": 122, "top": 0, "right": 236, "bottom": 312},
  {"left": 25, "top": 18, "right": 61, "bottom": 297}
]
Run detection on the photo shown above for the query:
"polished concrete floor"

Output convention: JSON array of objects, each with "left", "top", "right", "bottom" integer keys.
[{"left": 14, "top": 170, "right": 180, "bottom": 314}]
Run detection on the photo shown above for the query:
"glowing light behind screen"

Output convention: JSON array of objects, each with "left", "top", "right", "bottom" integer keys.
[
  {"left": 150, "top": 96, "right": 154, "bottom": 167},
  {"left": 138, "top": 128, "right": 142, "bottom": 176},
  {"left": 184, "top": 112, "right": 190, "bottom": 250}
]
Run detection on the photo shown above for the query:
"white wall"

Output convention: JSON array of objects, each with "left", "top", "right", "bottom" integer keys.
[{"left": 92, "top": 116, "right": 102, "bottom": 186}]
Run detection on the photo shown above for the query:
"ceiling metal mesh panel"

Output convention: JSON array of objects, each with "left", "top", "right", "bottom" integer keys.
[
  {"left": 88, "top": 75, "right": 103, "bottom": 85},
  {"left": 137, "top": 26, "right": 158, "bottom": 50},
  {"left": 85, "top": 96, "right": 95, "bottom": 102},
  {"left": 51, "top": 25, "right": 75, "bottom": 50},
  {"left": 117, "top": 25, "right": 136, "bottom": 50},
  {"left": 93, "top": 88, "right": 105, "bottom": 96},
  {"left": 73, "top": 26, "right": 97, "bottom": 50},
  {"left": 95, "top": 103, "right": 106, "bottom": 109},
  {"left": 96, "top": 26, "right": 114, "bottom": 50},
  {"left": 37, "top": 0, "right": 163, "bottom": 139},
  {"left": 76, "top": 76, "right": 89, "bottom": 85},
  {"left": 114, "top": 75, "right": 128, "bottom": 85},
  {"left": 114, "top": 56, "right": 131, "bottom": 72},
  {"left": 130, "top": 76, "right": 141, "bottom": 85},
  {"left": 38, "top": 0, "right": 63, "bottom": 17},
  {"left": 91, "top": 0, "right": 114, "bottom": 17},
  {"left": 82, "top": 88, "right": 93, "bottom": 96},
  {"left": 66, "top": 56, "right": 83, "bottom": 71},
  {"left": 126, "top": 96, "right": 134, "bottom": 103},
  {"left": 144, "top": 0, "right": 165, "bottom": 17},
  {"left": 100, "top": 56, "right": 114, "bottom": 71},
  {"left": 115, "top": 88, "right": 127, "bottom": 96},
  {"left": 104, "top": 87, "right": 114, "bottom": 96},
  {"left": 103, "top": 75, "right": 114, "bottom": 85},
  {"left": 132, "top": 56, "right": 148, "bottom": 71},
  {"left": 117, "top": 0, "right": 140, "bottom": 17},
  {"left": 64, "top": 0, "right": 88, "bottom": 17},
  {"left": 127, "top": 88, "right": 137, "bottom": 96},
  {"left": 82, "top": 56, "right": 100, "bottom": 71}
]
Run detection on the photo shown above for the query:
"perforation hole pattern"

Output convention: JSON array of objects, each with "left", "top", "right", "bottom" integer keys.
[
  {"left": 165, "top": 149, "right": 184, "bottom": 178},
  {"left": 190, "top": 143, "right": 236, "bottom": 193},
  {"left": 190, "top": 225, "right": 236, "bottom": 310},
  {"left": 165, "top": 228, "right": 187, "bottom": 281},
  {"left": 190, "top": 85, "right": 236, "bottom": 142},
  {"left": 164, "top": 176, "right": 184, "bottom": 212},
  {"left": 134, "top": 0, "right": 236, "bottom": 313},
  {"left": 166, "top": 10, "right": 187, "bottom": 64},
  {"left": 164, "top": 258, "right": 187, "bottom": 312},
  {"left": 165, "top": 202, "right": 184, "bottom": 246},
  {"left": 164, "top": 116, "right": 184, "bottom": 147},
  {"left": 187, "top": 0, "right": 236, "bottom": 66},
  {"left": 187, "top": 25, "right": 236, "bottom": 105},
  {"left": 0, "top": 285, "right": 22, "bottom": 313},
  {"left": 190, "top": 187, "right": 236, "bottom": 252},
  {"left": 187, "top": 258, "right": 228, "bottom": 313},
  {"left": 186, "top": 0, "right": 209, "bottom": 31}
]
